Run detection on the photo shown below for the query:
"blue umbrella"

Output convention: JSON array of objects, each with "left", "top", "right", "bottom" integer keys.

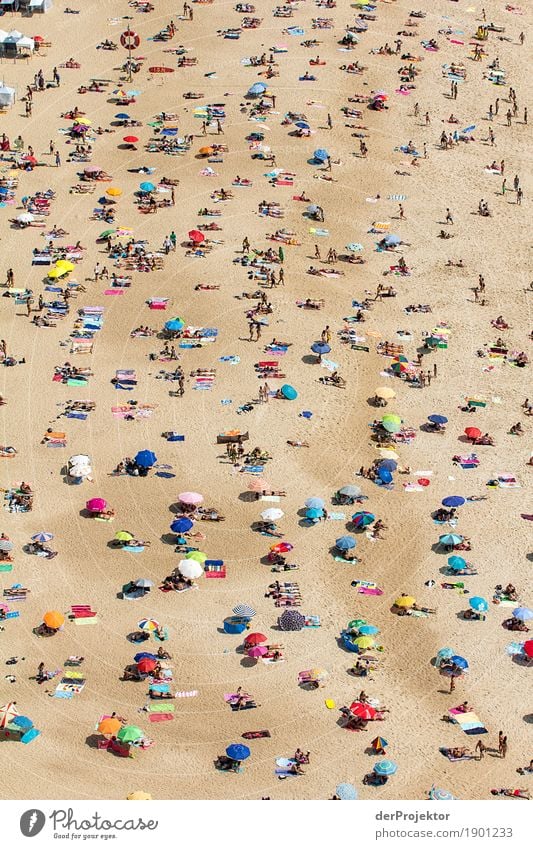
[
  {"left": 335, "top": 782, "right": 358, "bottom": 800},
  {"left": 115, "top": 113, "right": 130, "bottom": 119},
  {"left": 135, "top": 450, "right": 157, "bottom": 468},
  {"left": 469, "top": 596, "right": 488, "bottom": 612},
  {"left": 32, "top": 532, "right": 54, "bottom": 543},
  {"left": 311, "top": 341, "right": 331, "bottom": 355},
  {"left": 313, "top": 148, "right": 329, "bottom": 161},
  {"left": 448, "top": 555, "right": 466, "bottom": 571},
  {"left": 0, "top": 186, "right": 9, "bottom": 194},
  {"left": 336, "top": 535, "right": 356, "bottom": 551},
  {"left": 160, "top": 128, "right": 178, "bottom": 136},
  {"left": 306, "top": 508, "right": 323, "bottom": 520},
  {"left": 374, "top": 760, "right": 397, "bottom": 776},
  {"left": 295, "top": 121, "right": 310, "bottom": 130},
  {"left": 134, "top": 652, "right": 157, "bottom": 662},
  {"left": 226, "top": 743, "right": 251, "bottom": 760},
  {"left": 513, "top": 607, "right": 533, "bottom": 621},
  {"left": 383, "top": 234, "right": 401, "bottom": 246},
  {"left": 450, "top": 655, "right": 468, "bottom": 669},
  {"left": 352, "top": 511, "right": 375, "bottom": 527},
  {"left": 280, "top": 384, "right": 297, "bottom": 400},
  {"left": 164, "top": 318, "right": 185, "bottom": 332},
  {"left": 248, "top": 82, "right": 267, "bottom": 95},
  {"left": 377, "top": 467, "right": 393, "bottom": 484},
  {"left": 439, "top": 533, "right": 463, "bottom": 546},
  {"left": 429, "top": 786, "right": 456, "bottom": 801},
  {"left": 139, "top": 181, "right": 155, "bottom": 192},
  {"left": 428, "top": 414, "right": 448, "bottom": 424},
  {"left": 358, "top": 624, "right": 379, "bottom": 636},
  {"left": 442, "top": 496, "right": 465, "bottom": 508},
  {"left": 305, "top": 497, "right": 325, "bottom": 509},
  {"left": 379, "top": 459, "right": 397, "bottom": 472},
  {"left": 170, "top": 517, "right": 193, "bottom": 533}
]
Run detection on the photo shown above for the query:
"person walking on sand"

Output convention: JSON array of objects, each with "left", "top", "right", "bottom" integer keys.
[
  {"left": 475, "top": 739, "right": 486, "bottom": 760},
  {"left": 55, "top": 150, "right": 61, "bottom": 167},
  {"left": 314, "top": 245, "right": 321, "bottom": 260},
  {"left": 399, "top": 204, "right": 405, "bottom": 220},
  {"left": 445, "top": 208, "right": 454, "bottom": 225},
  {"left": 499, "top": 734, "right": 508, "bottom": 758}
]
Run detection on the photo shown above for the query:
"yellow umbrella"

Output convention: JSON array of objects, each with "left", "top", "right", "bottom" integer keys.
[
  {"left": 394, "top": 596, "right": 416, "bottom": 608},
  {"left": 106, "top": 187, "right": 122, "bottom": 197},
  {"left": 76, "top": 117, "right": 92, "bottom": 126},
  {"left": 126, "top": 791, "right": 153, "bottom": 800},
  {"left": 309, "top": 667, "right": 329, "bottom": 681},
  {"left": 354, "top": 636, "right": 375, "bottom": 649},
  {"left": 375, "top": 387, "right": 396, "bottom": 400},
  {"left": 55, "top": 260, "right": 75, "bottom": 272},
  {"left": 47, "top": 267, "right": 67, "bottom": 279},
  {"left": 378, "top": 448, "right": 400, "bottom": 460}
]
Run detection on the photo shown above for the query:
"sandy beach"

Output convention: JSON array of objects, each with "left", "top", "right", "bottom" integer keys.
[{"left": 0, "top": 0, "right": 531, "bottom": 801}]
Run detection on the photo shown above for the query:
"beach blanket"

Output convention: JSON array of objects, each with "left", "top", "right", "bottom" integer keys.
[
  {"left": 242, "top": 730, "right": 271, "bottom": 739},
  {"left": 149, "top": 713, "right": 174, "bottom": 722},
  {"left": 439, "top": 746, "right": 475, "bottom": 762},
  {"left": 352, "top": 580, "right": 384, "bottom": 596},
  {"left": 448, "top": 709, "right": 488, "bottom": 734}
]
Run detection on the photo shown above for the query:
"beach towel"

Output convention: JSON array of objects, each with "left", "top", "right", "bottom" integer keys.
[
  {"left": 242, "top": 730, "right": 271, "bottom": 739},
  {"left": 439, "top": 746, "right": 475, "bottom": 762},
  {"left": 327, "top": 512, "right": 346, "bottom": 521},
  {"left": 175, "top": 691, "right": 198, "bottom": 698},
  {"left": 149, "top": 713, "right": 174, "bottom": 722},
  {"left": 261, "top": 495, "right": 281, "bottom": 502},
  {"left": 352, "top": 580, "right": 384, "bottom": 596},
  {"left": 448, "top": 709, "right": 488, "bottom": 734}
]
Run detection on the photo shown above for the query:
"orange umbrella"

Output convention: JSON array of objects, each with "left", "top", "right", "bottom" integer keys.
[
  {"left": 43, "top": 610, "right": 65, "bottom": 629},
  {"left": 98, "top": 717, "right": 121, "bottom": 736},
  {"left": 199, "top": 146, "right": 214, "bottom": 155}
]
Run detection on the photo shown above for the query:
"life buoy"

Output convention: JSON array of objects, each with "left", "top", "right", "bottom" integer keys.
[{"left": 120, "top": 30, "right": 141, "bottom": 49}]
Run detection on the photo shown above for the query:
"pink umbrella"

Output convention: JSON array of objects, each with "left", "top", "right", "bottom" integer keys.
[
  {"left": 178, "top": 491, "right": 203, "bottom": 505},
  {"left": 247, "top": 478, "right": 270, "bottom": 493},
  {"left": 86, "top": 497, "right": 107, "bottom": 512},
  {"left": 248, "top": 645, "right": 268, "bottom": 658}
]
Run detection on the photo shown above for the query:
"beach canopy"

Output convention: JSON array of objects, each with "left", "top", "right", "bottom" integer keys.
[
  {"left": 336, "top": 535, "right": 356, "bottom": 551},
  {"left": 352, "top": 511, "right": 374, "bottom": 528},
  {"left": 134, "top": 449, "right": 157, "bottom": 468},
  {"left": 280, "top": 384, "right": 297, "bottom": 400},
  {"left": 226, "top": 743, "right": 251, "bottom": 760},
  {"left": 442, "top": 496, "right": 465, "bottom": 508},
  {"left": 43, "top": 611, "right": 64, "bottom": 629},
  {"left": 86, "top": 497, "right": 106, "bottom": 512},
  {"left": 447, "top": 555, "right": 466, "bottom": 571},
  {"left": 374, "top": 760, "right": 398, "bottom": 776},
  {"left": 98, "top": 717, "right": 121, "bottom": 736},
  {"left": 178, "top": 559, "right": 203, "bottom": 580},
  {"left": 170, "top": 517, "right": 194, "bottom": 533},
  {"left": 165, "top": 317, "right": 185, "bottom": 332},
  {"left": 335, "top": 783, "right": 358, "bottom": 800},
  {"left": 0, "top": 702, "right": 19, "bottom": 729},
  {"left": 313, "top": 148, "right": 329, "bottom": 161},
  {"left": 117, "top": 725, "right": 143, "bottom": 744},
  {"left": 178, "top": 491, "right": 203, "bottom": 505},
  {"left": 469, "top": 596, "right": 489, "bottom": 612}
]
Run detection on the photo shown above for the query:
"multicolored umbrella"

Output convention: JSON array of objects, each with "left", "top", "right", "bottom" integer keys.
[
  {"left": 352, "top": 511, "right": 375, "bottom": 528},
  {"left": 0, "top": 702, "right": 19, "bottom": 729},
  {"left": 31, "top": 532, "right": 53, "bottom": 542},
  {"left": 138, "top": 619, "right": 159, "bottom": 632},
  {"left": 429, "top": 786, "right": 455, "bottom": 801},
  {"left": 350, "top": 702, "right": 377, "bottom": 720}
]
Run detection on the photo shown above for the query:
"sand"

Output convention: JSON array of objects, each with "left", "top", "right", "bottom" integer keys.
[{"left": 0, "top": 0, "right": 531, "bottom": 800}]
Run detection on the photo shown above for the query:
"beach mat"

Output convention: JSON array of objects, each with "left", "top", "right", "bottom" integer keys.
[
  {"left": 449, "top": 710, "right": 488, "bottom": 734},
  {"left": 149, "top": 713, "right": 174, "bottom": 722}
]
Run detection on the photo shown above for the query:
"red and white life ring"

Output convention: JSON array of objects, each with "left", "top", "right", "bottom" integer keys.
[{"left": 120, "top": 30, "right": 141, "bottom": 49}]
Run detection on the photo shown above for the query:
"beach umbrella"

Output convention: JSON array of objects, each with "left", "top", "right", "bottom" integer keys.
[
  {"left": 309, "top": 668, "right": 329, "bottom": 682},
  {"left": 139, "top": 182, "right": 155, "bottom": 192},
  {"left": 199, "top": 146, "right": 214, "bottom": 155},
  {"left": 137, "top": 658, "right": 157, "bottom": 674},
  {"left": 17, "top": 212, "right": 35, "bottom": 224},
  {"left": 313, "top": 148, "right": 329, "bottom": 162},
  {"left": 31, "top": 532, "right": 53, "bottom": 543},
  {"left": 248, "top": 477, "right": 270, "bottom": 492},
  {"left": 523, "top": 641, "right": 533, "bottom": 658},
  {"left": 358, "top": 624, "right": 379, "bottom": 636},
  {"left": 375, "top": 386, "right": 396, "bottom": 400},
  {"left": 170, "top": 517, "right": 194, "bottom": 534},
  {"left": 383, "top": 234, "right": 401, "bottom": 246},
  {"left": 436, "top": 648, "right": 454, "bottom": 664},
  {"left": 442, "top": 496, "right": 465, "bottom": 508},
  {"left": 106, "top": 187, "right": 122, "bottom": 197},
  {"left": 352, "top": 511, "right": 375, "bottom": 528},
  {"left": 260, "top": 508, "right": 284, "bottom": 521},
  {"left": 126, "top": 791, "right": 152, "bottom": 800},
  {"left": 56, "top": 260, "right": 75, "bottom": 271},
  {"left": 305, "top": 497, "right": 325, "bottom": 510},
  {"left": 135, "top": 578, "right": 154, "bottom": 588},
  {"left": 379, "top": 459, "right": 397, "bottom": 472},
  {"left": 513, "top": 608, "right": 533, "bottom": 621},
  {"left": 371, "top": 736, "right": 388, "bottom": 752},
  {"left": 395, "top": 596, "right": 415, "bottom": 608},
  {"left": 43, "top": 611, "right": 64, "bottom": 629},
  {"left": 428, "top": 414, "right": 448, "bottom": 425},
  {"left": 178, "top": 560, "right": 203, "bottom": 580},
  {"left": 306, "top": 507, "right": 323, "bottom": 520},
  {"left": 311, "top": 341, "right": 331, "bottom": 355},
  {"left": 0, "top": 702, "right": 19, "bottom": 728},
  {"left": 378, "top": 448, "right": 400, "bottom": 460},
  {"left": 270, "top": 541, "right": 293, "bottom": 553},
  {"left": 465, "top": 427, "right": 481, "bottom": 440},
  {"left": 381, "top": 420, "right": 402, "bottom": 434},
  {"left": 0, "top": 540, "right": 13, "bottom": 551},
  {"left": 336, "top": 535, "right": 356, "bottom": 551},
  {"left": 335, "top": 783, "right": 358, "bottom": 800},
  {"left": 133, "top": 652, "right": 157, "bottom": 662},
  {"left": 306, "top": 204, "right": 320, "bottom": 215},
  {"left": 134, "top": 449, "right": 157, "bottom": 468},
  {"left": 248, "top": 82, "right": 267, "bottom": 95},
  {"left": 123, "top": 135, "right": 139, "bottom": 143},
  {"left": 233, "top": 604, "right": 256, "bottom": 618},
  {"left": 280, "top": 384, "right": 298, "bottom": 400},
  {"left": 448, "top": 555, "right": 466, "bottom": 571},
  {"left": 248, "top": 645, "right": 268, "bottom": 658},
  {"left": 138, "top": 619, "right": 160, "bottom": 632},
  {"left": 185, "top": 551, "right": 207, "bottom": 563},
  {"left": 378, "top": 467, "right": 393, "bottom": 484},
  {"left": 350, "top": 702, "right": 377, "bottom": 719},
  {"left": 295, "top": 121, "right": 310, "bottom": 130},
  {"left": 98, "top": 717, "right": 121, "bottom": 736},
  {"left": 188, "top": 229, "right": 205, "bottom": 244},
  {"left": 374, "top": 760, "right": 398, "bottom": 776},
  {"left": 178, "top": 491, "right": 203, "bottom": 505},
  {"left": 226, "top": 743, "right": 251, "bottom": 761},
  {"left": 382, "top": 413, "right": 402, "bottom": 425},
  {"left": 339, "top": 485, "right": 362, "bottom": 498},
  {"left": 115, "top": 531, "right": 134, "bottom": 542},
  {"left": 439, "top": 533, "right": 463, "bottom": 547},
  {"left": 279, "top": 610, "right": 305, "bottom": 631},
  {"left": 165, "top": 317, "right": 185, "bottom": 332},
  {"left": 390, "top": 361, "right": 407, "bottom": 374},
  {"left": 86, "top": 497, "right": 106, "bottom": 513},
  {"left": 354, "top": 635, "right": 375, "bottom": 650},
  {"left": 118, "top": 725, "right": 143, "bottom": 744},
  {"left": 246, "top": 633, "right": 267, "bottom": 646},
  {"left": 429, "top": 786, "right": 455, "bottom": 801},
  {"left": 99, "top": 229, "right": 117, "bottom": 239},
  {"left": 469, "top": 596, "right": 489, "bottom": 612},
  {"left": 115, "top": 113, "right": 130, "bottom": 119},
  {"left": 449, "top": 655, "right": 468, "bottom": 670}
]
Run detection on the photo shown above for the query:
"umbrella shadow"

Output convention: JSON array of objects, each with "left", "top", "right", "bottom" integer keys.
[
  {"left": 160, "top": 533, "right": 177, "bottom": 546},
  {"left": 301, "top": 354, "right": 318, "bottom": 365},
  {"left": 239, "top": 491, "right": 260, "bottom": 503},
  {"left": 240, "top": 657, "right": 257, "bottom": 668},
  {"left": 85, "top": 734, "right": 103, "bottom": 750}
]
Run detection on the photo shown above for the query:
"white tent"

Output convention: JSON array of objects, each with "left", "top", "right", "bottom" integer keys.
[
  {"left": 0, "top": 31, "right": 9, "bottom": 45},
  {"left": 16, "top": 35, "right": 35, "bottom": 52},
  {"left": 29, "top": 0, "right": 53, "bottom": 10},
  {"left": 0, "top": 82, "right": 15, "bottom": 108},
  {"left": 4, "top": 31, "right": 23, "bottom": 47}
]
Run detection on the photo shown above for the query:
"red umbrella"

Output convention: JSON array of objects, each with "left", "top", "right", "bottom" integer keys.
[
  {"left": 33, "top": 36, "right": 45, "bottom": 43},
  {"left": 188, "top": 229, "right": 205, "bottom": 244},
  {"left": 123, "top": 136, "right": 139, "bottom": 143},
  {"left": 523, "top": 640, "right": 533, "bottom": 659},
  {"left": 245, "top": 633, "right": 267, "bottom": 646},
  {"left": 270, "top": 541, "right": 293, "bottom": 553},
  {"left": 465, "top": 427, "right": 481, "bottom": 440},
  {"left": 137, "top": 658, "right": 157, "bottom": 674},
  {"left": 349, "top": 702, "right": 377, "bottom": 720}
]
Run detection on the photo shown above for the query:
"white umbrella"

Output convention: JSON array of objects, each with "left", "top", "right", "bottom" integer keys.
[
  {"left": 177, "top": 559, "right": 203, "bottom": 579},
  {"left": 260, "top": 508, "right": 284, "bottom": 521},
  {"left": 17, "top": 212, "right": 34, "bottom": 224},
  {"left": 69, "top": 454, "right": 90, "bottom": 466}
]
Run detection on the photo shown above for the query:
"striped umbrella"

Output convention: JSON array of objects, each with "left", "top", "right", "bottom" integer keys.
[
  {"left": 32, "top": 532, "right": 54, "bottom": 543},
  {"left": 335, "top": 782, "right": 358, "bottom": 800},
  {"left": 352, "top": 511, "right": 375, "bottom": 528},
  {"left": 0, "top": 702, "right": 19, "bottom": 728},
  {"left": 233, "top": 604, "right": 256, "bottom": 618},
  {"left": 429, "top": 786, "right": 456, "bottom": 801},
  {"left": 350, "top": 702, "right": 377, "bottom": 720},
  {"left": 138, "top": 618, "right": 160, "bottom": 632},
  {"left": 374, "top": 759, "right": 398, "bottom": 776}
]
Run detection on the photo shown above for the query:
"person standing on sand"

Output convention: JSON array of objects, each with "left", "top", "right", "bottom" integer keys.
[{"left": 475, "top": 740, "right": 486, "bottom": 760}]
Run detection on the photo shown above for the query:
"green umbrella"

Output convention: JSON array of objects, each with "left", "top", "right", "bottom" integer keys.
[
  {"left": 99, "top": 229, "right": 117, "bottom": 239},
  {"left": 115, "top": 530, "right": 134, "bottom": 542},
  {"left": 117, "top": 725, "right": 143, "bottom": 744},
  {"left": 185, "top": 551, "right": 207, "bottom": 563},
  {"left": 347, "top": 619, "right": 367, "bottom": 629}
]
